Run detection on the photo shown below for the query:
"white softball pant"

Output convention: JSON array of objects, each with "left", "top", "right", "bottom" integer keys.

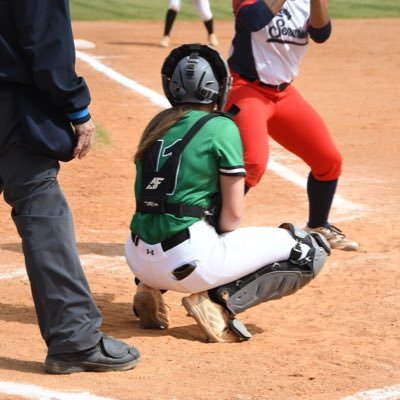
[
  {"left": 125, "top": 220, "right": 311, "bottom": 293},
  {"left": 168, "top": 0, "right": 213, "bottom": 21}
]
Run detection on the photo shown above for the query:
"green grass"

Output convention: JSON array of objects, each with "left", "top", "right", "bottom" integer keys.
[
  {"left": 70, "top": 0, "right": 233, "bottom": 21},
  {"left": 94, "top": 122, "right": 111, "bottom": 146},
  {"left": 70, "top": 0, "right": 400, "bottom": 21},
  {"left": 329, "top": 0, "right": 400, "bottom": 18}
]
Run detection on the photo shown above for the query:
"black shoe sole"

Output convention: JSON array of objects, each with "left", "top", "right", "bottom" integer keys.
[{"left": 45, "top": 357, "right": 141, "bottom": 374}]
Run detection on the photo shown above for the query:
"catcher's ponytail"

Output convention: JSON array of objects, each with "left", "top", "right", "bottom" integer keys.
[{"left": 134, "top": 105, "right": 192, "bottom": 162}]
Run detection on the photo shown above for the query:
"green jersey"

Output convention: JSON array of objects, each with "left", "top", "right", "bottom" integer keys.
[{"left": 130, "top": 110, "right": 246, "bottom": 244}]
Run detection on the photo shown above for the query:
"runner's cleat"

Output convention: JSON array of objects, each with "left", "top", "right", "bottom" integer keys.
[
  {"left": 304, "top": 224, "right": 359, "bottom": 251},
  {"left": 208, "top": 33, "right": 219, "bottom": 47},
  {"left": 160, "top": 35, "right": 170, "bottom": 48}
]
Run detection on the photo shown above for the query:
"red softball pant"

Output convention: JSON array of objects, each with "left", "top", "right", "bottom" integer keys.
[{"left": 225, "top": 73, "right": 342, "bottom": 188}]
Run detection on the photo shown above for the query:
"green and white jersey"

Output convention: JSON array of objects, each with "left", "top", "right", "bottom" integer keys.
[{"left": 130, "top": 109, "right": 246, "bottom": 244}]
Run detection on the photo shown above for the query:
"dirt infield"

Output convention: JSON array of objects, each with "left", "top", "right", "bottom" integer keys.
[{"left": 1, "top": 19, "right": 400, "bottom": 400}]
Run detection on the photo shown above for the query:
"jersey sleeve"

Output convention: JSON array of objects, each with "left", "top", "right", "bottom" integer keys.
[
  {"left": 211, "top": 118, "right": 246, "bottom": 177},
  {"left": 308, "top": 21, "right": 332, "bottom": 43},
  {"left": 233, "top": 0, "right": 274, "bottom": 32}
]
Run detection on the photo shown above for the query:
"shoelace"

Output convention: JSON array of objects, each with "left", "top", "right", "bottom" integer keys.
[{"left": 325, "top": 224, "right": 346, "bottom": 239}]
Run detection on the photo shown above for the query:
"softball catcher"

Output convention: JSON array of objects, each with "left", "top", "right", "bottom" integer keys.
[{"left": 125, "top": 44, "right": 330, "bottom": 343}]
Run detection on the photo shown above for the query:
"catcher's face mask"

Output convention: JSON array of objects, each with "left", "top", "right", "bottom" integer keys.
[{"left": 161, "top": 43, "right": 232, "bottom": 111}]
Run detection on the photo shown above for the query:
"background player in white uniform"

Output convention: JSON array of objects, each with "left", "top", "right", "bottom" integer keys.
[
  {"left": 125, "top": 44, "right": 330, "bottom": 343},
  {"left": 160, "top": 0, "right": 219, "bottom": 47}
]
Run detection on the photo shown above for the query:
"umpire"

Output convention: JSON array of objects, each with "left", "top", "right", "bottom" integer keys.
[{"left": 0, "top": 0, "right": 140, "bottom": 374}]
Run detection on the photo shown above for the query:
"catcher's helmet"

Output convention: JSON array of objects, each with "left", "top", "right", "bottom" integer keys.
[{"left": 161, "top": 43, "right": 231, "bottom": 111}]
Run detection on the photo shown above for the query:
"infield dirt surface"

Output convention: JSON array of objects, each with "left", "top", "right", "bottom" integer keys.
[{"left": 0, "top": 19, "right": 400, "bottom": 400}]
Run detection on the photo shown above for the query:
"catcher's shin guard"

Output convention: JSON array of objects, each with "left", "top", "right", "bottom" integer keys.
[{"left": 208, "top": 223, "right": 330, "bottom": 315}]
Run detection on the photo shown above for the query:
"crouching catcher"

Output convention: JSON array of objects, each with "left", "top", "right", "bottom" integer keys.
[{"left": 124, "top": 43, "right": 330, "bottom": 343}]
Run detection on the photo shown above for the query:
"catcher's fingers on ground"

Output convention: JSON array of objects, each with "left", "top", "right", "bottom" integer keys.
[{"left": 73, "top": 118, "right": 96, "bottom": 159}]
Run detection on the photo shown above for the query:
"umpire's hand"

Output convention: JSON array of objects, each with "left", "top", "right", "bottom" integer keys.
[{"left": 73, "top": 118, "right": 96, "bottom": 159}]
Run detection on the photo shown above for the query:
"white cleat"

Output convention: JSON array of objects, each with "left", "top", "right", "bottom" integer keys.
[
  {"left": 160, "top": 35, "right": 170, "bottom": 48},
  {"left": 208, "top": 33, "right": 219, "bottom": 47}
]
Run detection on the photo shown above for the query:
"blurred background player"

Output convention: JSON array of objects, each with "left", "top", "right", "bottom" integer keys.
[
  {"left": 224, "top": 0, "right": 359, "bottom": 251},
  {"left": 124, "top": 44, "right": 330, "bottom": 343},
  {"left": 160, "top": 0, "right": 219, "bottom": 48}
]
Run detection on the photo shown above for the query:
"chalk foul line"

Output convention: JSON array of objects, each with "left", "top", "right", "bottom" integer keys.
[
  {"left": 0, "top": 381, "right": 114, "bottom": 400},
  {"left": 340, "top": 385, "right": 400, "bottom": 400}
]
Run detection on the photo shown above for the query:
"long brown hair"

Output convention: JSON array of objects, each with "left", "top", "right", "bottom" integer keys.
[
  {"left": 136, "top": 102, "right": 220, "bottom": 162},
  {"left": 134, "top": 105, "right": 193, "bottom": 163}
]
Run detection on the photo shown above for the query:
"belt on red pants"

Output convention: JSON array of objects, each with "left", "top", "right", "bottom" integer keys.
[
  {"left": 257, "top": 81, "right": 290, "bottom": 91},
  {"left": 132, "top": 228, "right": 190, "bottom": 252},
  {"left": 238, "top": 73, "right": 290, "bottom": 91}
]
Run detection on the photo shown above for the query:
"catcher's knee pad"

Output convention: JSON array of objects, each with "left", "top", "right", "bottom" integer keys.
[
  {"left": 279, "top": 222, "right": 330, "bottom": 277},
  {"left": 208, "top": 223, "right": 330, "bottom": 315}
]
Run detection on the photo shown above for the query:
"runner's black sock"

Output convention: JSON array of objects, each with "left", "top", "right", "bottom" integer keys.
[
  {"left": 204, "top": 18, "right": 214, "bottom": 35},
  {"left": 164, "top": 9, "right": 177, "bottom": 36},
  {"left": 307, "top": 172, "right": 338, "bottom": 228}
]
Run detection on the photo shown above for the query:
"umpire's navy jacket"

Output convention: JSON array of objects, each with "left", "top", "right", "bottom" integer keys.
[{"left": 0, "top": 0, "right": 91, "bottom": 124}]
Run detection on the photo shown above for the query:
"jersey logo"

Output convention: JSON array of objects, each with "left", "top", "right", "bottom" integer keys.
[
  {"left": 146, "top": 177, "right": 165, "bottom": 190},
  {"left": 268, "top": 7, "right": 308, "bottom": 46},
  {"left": 277, "top": 7, "right": 292, "bottom": 20}
]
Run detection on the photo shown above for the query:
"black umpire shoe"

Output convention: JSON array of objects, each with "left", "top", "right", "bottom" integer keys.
[{"left": 44, "top": 334, "right": 141, "bottom": 374}]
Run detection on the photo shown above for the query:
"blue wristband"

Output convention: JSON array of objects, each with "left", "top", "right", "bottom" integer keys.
[{"left": 67, "top": 107, "right": 89, "bottom": 121}]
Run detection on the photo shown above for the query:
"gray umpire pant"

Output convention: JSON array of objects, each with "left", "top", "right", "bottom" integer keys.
[{"left": 0, "top": 88, "right": 102, "bottom": 356}]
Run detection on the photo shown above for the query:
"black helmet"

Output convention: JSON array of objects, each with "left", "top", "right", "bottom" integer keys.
[{"left": 161, "top": 43, "right": 231, "bottom": 111}]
